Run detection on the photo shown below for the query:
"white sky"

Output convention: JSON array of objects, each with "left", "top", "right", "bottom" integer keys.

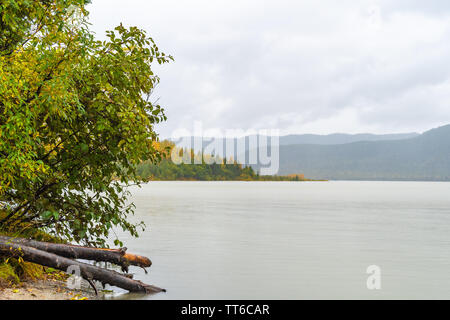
[{"left": 87, "top": 0, "right": 450, "bottom": 137}]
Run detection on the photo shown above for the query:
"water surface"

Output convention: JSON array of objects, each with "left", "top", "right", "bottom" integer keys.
[{"left": 109, "top": 181, "right": 450, "bottom": 299}]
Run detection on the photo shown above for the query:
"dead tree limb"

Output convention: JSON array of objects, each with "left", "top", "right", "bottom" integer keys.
[
  {"left": 0, "top": 239, "right": 165, "bottom": 294},
  {"left": 0, "top": 236, "right": 151, "bottom": 272}
]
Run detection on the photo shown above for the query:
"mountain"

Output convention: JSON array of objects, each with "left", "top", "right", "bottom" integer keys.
[
  {"left": 170, "top": 132, "right": 419, "bottom": 156},
  {"left": 271, "top": 124, "right": 450, "bottom": 180},
  {"left": 169, "top": 125, "right": 450, "bottom": 180},
  {"left": 279, "top": 132, "right": 419, "bottom": 146}
]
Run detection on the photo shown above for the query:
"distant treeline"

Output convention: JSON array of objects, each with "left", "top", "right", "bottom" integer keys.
[{"left": 136, "top": 141, "right": 310, "bottom": 181}]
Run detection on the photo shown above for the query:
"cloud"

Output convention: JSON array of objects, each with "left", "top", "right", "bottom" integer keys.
[{"left": 87, "top": 0, "right": 450, "bottom": 136}]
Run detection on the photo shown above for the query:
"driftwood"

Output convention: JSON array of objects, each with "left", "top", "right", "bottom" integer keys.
[
  {"left": 0, "top": 236, "right": 151, "bottom": 272},
  {"left": 0, "top": 238, "right": 164, "bottom": 294}
]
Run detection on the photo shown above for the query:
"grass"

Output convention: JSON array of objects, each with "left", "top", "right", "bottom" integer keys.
[
  {"left": 0, "top": 248, "right": 68, "bottom": 290},
  {"left": 0, "top": 262, "right": 20, "bottom": 288},
  {"left": 0, "top": 230, "right": 47, "bottom": 289},
  {"left": 0, "top": 211, "right": 67, "bottom": 290},
  {"left": 0, "top": 258, "right": 68, "bottom": 290}
]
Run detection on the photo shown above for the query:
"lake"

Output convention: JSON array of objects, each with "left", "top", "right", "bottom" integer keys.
[{"left": 107, "top": 181, "right": 450, "bottom": 299}]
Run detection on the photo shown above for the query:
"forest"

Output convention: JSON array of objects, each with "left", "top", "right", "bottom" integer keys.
[{"left": 136, "top": 141, "right": 309, "bottom": 181}]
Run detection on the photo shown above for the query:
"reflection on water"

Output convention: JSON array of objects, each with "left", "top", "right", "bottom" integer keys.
[{"left": 107, "top": 181, "right": 450, "bottom": 299}]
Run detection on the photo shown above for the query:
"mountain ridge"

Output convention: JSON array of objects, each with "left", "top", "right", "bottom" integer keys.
[
  {"left": 169, "top": 124, "right": 450, "bottom": 181},
  {"left": 270, "top": 124, "right": 450, "bottom": 180}
]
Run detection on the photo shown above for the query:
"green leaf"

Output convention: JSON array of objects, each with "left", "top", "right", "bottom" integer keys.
[{"left": 0, "top": 2, "right": 171, "bottom": 246}]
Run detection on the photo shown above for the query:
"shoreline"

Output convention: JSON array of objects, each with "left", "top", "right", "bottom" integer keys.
[{"left": 0, "top": 278, "right": 102, "bottom": 300}]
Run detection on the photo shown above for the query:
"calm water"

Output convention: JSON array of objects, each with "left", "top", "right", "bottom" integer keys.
[{"left": 108, "top": 181, "right": 450, "bottom": 299}]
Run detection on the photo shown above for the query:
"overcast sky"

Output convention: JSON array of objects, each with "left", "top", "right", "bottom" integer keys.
[{"left": 87, "top": 0, "right": 450, "bottom": 137}]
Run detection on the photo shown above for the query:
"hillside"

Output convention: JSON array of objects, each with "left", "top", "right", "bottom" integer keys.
[
  {"left": 170, "top": 132, "right": 419, "bottom": 155},
  {"left": 136, "top": 142, "right": 312, "bottom": 181},
  {"left": 271, "top": 125, "right": 450, "bottom": 180},
  {"left": 280, "top": 132, "right": 419, "bottom": 146}
]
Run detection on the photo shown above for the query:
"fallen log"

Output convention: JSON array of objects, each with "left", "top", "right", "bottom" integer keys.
[
  {"left": 0, "top": 239, "right": 165, "bottom": 294},
  {"left": 0, "top": 236, "right": 151, "bottom": 272}
]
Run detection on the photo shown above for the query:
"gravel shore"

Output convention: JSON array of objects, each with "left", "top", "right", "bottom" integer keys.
[{"left": 0, "top": 279, "right": 103, "bottom": 300}]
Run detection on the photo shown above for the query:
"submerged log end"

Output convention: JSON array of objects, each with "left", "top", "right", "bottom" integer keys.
[{"left": 143, "top": 283, "right": 166, "bottom": 294}]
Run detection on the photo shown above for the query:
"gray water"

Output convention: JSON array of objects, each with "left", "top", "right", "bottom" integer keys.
[{"left": 108, "top": 181, "right": 450, "bottom": 300}]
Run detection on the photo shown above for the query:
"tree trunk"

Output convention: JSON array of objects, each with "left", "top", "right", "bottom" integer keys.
[
  {"left": 0, "top": 236, "right": 151, "bottom": 272},
  {"left": 0, "top": 239, "right": 165, "bottom": 294}
]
